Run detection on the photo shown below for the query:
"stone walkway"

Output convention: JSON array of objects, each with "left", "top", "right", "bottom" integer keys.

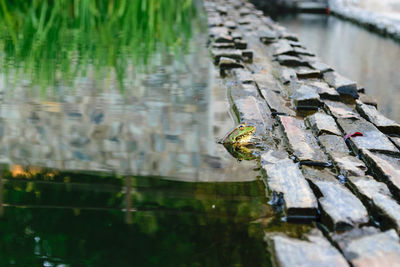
[{"left": 205, "top": 0, "right": 400, "bottom": 266}]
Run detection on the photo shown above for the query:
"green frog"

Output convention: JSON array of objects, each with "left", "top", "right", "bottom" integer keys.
[
  {"left": 219, "top": 123, "right": 257, "bottom": 161},
  {"left": 220, "top": 123, "right": 256, "bottom": 145}
]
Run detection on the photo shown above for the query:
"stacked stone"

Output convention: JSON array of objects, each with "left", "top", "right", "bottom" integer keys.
[{"left": 205, "top": 0, "right": 400, "bottom": 266}]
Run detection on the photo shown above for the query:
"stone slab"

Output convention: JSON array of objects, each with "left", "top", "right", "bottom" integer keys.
[
  {"left": 306, "top": 81, "right": 340, "bottom": 100},
  {"left": 259, "top": 29, "right": 277, "bottom": 44},
  {"left": 306, "top": 112, "right": 341, "bottom": 136},
  {"left": 391, "top": 136, "right": 400, "bottom": 150},
  {"left": 279, "top": 67, "right": 297, "bottom": 84},
  {"left": 225, "top": 20, "right": 237, "bottom": 29},
  {"left": 278, "top": 115, "right": 329, "bottom": 165},
  {"left": 349, "top": 176, "right": 400, "bottom": 232},
  {"left": 337, "top": 118, "right": 399, "bottom": 156},
  {"left": 360, "top": 149, "right": 400, "bottom": 197},
  {"left": 293, "top": 47, "right": 315, "bottom": 57},
  {"left": 232, "top": 68, "right": 254, "bottom": 84},
  {"left": 323, "top": 72, "right": 359, "bottom": 98},
  {"left": 212, "top": 42, "right": 235, "bottom": 49},
  {"left": 324, "top": 100, "right": 360, "bottom": 119},
  {"left": 356, "top": 102, "right": 400, "bottom": 135},
  {"left": 358, "top": 94, "right": 378, "bottom": 108},
  {"left": 209, "top": 26, "right": 229, "bottom": 38},
  {"left": 295, "top": 67, "right": 321, "bottom": 79},
  {"left": 271, "top": 40, "right": 294, "bottom": 56},
  {"left": 332, "top": 227, "right": 400, "bottom": 267},
  {"left": 291, "top": 85, "right": 321, "bottom": 110},
  {"left": 234, "top": 39, "right": 247, "bottom": 49},
  {"left": 218, "top": 57, "right": 243, "bottom": 70},
  {"left": 302, "top": 167, "right": 369, "bottom": 230},
  {"left": 261, "top": 151, "right": 318, "bottom": 218},
  {"left": 276, "top": 55, "right": 308, "bottom": 67},
  {"left": 212, "top": 49, "right": 243, "bottom": 64},
  {"left": 267, "top": 230, "right": 349, "bottom": 267},
  {"left": 317, "top": 135, "right": 367, "bottom": 177},
  {"left": 309, "top": 61, "right": 333, "bottom": 73}
]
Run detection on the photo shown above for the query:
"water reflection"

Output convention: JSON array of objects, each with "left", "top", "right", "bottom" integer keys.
[
  {"left": 278, "top": 14, "right": 400, "bottom": 122},
  {"left": 0, "top": 169, "right": 271, "bottom": 266}
]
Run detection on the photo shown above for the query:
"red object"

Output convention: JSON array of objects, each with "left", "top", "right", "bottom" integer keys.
[
  {"left": 326, "top": 8, "right": 330, "bottom": 14},
  {"left": 344, "top": 132, "right": 363, "bottom": 141}
]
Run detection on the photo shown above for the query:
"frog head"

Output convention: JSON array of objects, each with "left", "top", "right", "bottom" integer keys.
[{"left": 221, "top": 123, "right": 256, "bottom": 144}]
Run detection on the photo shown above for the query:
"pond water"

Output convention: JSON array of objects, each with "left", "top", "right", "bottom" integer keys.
[
  {"left": 278, "top": 14, "right": 400, "bottom": 122},
  {"left": 0, "top": 0, "right": 276, "bottom": 265}
]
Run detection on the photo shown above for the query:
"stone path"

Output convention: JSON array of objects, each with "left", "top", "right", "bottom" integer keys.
[{"left": 205, "top": 0, "right": 400, "bottom": 265}]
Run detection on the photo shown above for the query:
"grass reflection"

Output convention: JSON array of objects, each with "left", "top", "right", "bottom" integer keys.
[{"left": 0, "top": 0, "right": 198, "bottom": 90}]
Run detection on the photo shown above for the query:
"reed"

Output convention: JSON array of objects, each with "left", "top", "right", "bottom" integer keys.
[{"left": 0, "top": 0, "right": 198, "bottom": 91}]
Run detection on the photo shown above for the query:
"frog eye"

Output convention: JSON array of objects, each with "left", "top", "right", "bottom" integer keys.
[{"left": 239, "top": 125, "right": 244, "bottom": 130}]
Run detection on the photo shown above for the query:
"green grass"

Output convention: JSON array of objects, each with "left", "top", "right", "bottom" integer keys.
[{"left": 0, "top": 0, "right": 199, "bottom": 92}]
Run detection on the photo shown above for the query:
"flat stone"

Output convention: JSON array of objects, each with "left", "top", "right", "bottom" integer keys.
[
  {"left": 261, "top": 151, "right": 318, "bottom": 218},
  {"left": 348, "top": 176, "right": 400, "bottom": 232},
  {"left": 224, "top": 20, "right": 237, "bottom": 29},
  {"left": 358, "top": 94, "right": 378, "bottom": 108},
  {"left": 302, "top": 167, "right": 369, "bottom": 230},
  {"left": 234, "top": 39, "right": 247, "bottom": 49},
  {"left": 360, "top": 149, "right": 400, "bottom": 197},
  {"left": 295, "top": 67, "right": 320, "bottom": 79},
  {"left": 231, "top": 32, "right": 242, "bottom": 40},
  {"left": 306, "top": 112, "right": 341, "bottom": 136},
  {"left": 233, "top": 96, "right": 273, "bottom": 132},
  {"left": 317, "top": 135, "right": 367, "bottom": 177},
  {"left": 252, "top": 74, "right": 296, "bottom": 116},
  {"left": 209, "top": 26, "right": 229, "bottom": 38},
  {"left": 233, "top": 69, "right": 254, "bottom": 84},
  {"left": 293, "top": 47, "right": 315, "bottom": 56},
  {"left": 215, "top": 34, "right": 234, "bottom": 43},
  {"left": 279, "top": 67, "right": 297, "bottom": 84},
  {"left": 241, "top": 50, "right": 253, "bottom": 63},
  {"left": 276, "top": 55, "right": 308, "bottom": 67},
  {"left": 230, "top": 83, "right": 258, "bottom": 99},
  {"left": 323, "top": 72, "right": 359, "bottom": 98},
  {"left": 212, "top": 42, "right": 235, "bottom": 49},
  {"left": 324, "top": 100, "right": 360, "bottom": 119},
  {"left": 356, "top": 102, "right": 400, "bottom": 135},
  {"left": 306, "top": 81, "right": 340, "bottom": 100},
  {"left": 278, "top": 115, "right": 329, "bottom": 165},
  {"left": 238, "top": 18, "right": 251, "bottom": 25},
  {"left": 390, "top": 136, "right": 400, "bottom": 150},
  {"left": 212, "top": 49, "right": 243, "bottom": 64},
  {"left": 259, "top": 29, "right": 277, "bottom": 43},
  {"left": 337, "top": 118, "right": 399, "bottom": 156},
  {"left": 218, "top": 57, "right": 243, "bottom": 70},
  {"left": 239, "top": 8, "right": 251, "bottom": 16},
  {"left": 309, "top": 61, "right": 333, "bottom": 73},
  {"left": 216, "top": 6, "right": 227, "bottom": 15},
  {"left": 288, "top": 40, "right": 305, "bottom": 48},
  {"left": 280, "top": 32, "right": 299, "bottom": 41},
  {"left": 332, "top": 228, "right": 400, "bottom": 267},
  {"left": 267, "top": 230, "right": 349, "bottom": 267},
  {"left": 271, "top": 40, "right": 294, "bottom": 56},
  {"left": 291, "top": 85, "right": 321, "bottom": 110},
  {"left": 208, "top": 17, "right": 224, "bottom": 27}
]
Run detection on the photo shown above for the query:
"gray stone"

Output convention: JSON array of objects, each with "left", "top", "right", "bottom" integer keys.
[
  {"left": 212, "top": 49, "right": 243, "bottom": 64},
  {"left": 337, "top": 118, "right": 399, "bottom": 156},
  {"left": 324, "top": 100, "right": 360, "bottom": 119},
  {"left": 280, "top": 32, "right": 299, "bottom": 41},
  {"left": 361, "top": 149, "right": 400, "bottom": 197},
  {"left": 271, "top": 40, "right": 294, "bottom": 56},
  {"left": 358, "top": 94, "right": 378, "bottom": 108},
  {"left": 231, "top": 32, "right": 242, "bottom": 40},
  {"left": 306, "top": 112, "right": 341, "bottom": 136},
  {"left": 278, "top": 115, "right": 329, "bottom": 165},
  {"left": 238, "top": 18, "right": 251, "bottom": 25},
  {"left": 239, "top": 7, "right": 251, "bottom": 16},
  {"left": 323, "top": 72, "right": 359, "bottom": 98},
  {"left": 218, "top": 57, "right": 243, "bottom": 70},
  {"left": 309, "top": 61, "right": 334, "bottom": 73},
  {"left": 332, "top": 228, "right": 400, "bottom": 267},
  {"left": 208, "top": 17, "right": 224, "bottom": 27},
  {"left": 303, "top": 167, "right": 369, "bottom": 230},
  {"left": 291, "top": 85, "right": 321, "bottom": 110},
  {"left": 306, "top": 81, "right": 340, "bottom": 100},
  {"left": 215, "top": 34, "right": 234, "bottom": 43},
  {"left": 349, "top": 176, "right": 400, "bottom": 232},
  {"left": 234, "top": 39, "right": 247, "bottom": 49},
  {"left": 233, "top": 96, "right": 273, "bottom": 132},
  {"left": 276, "top": 55, "right": 308, "bottom": 67},
  {"left": 288, "top": 40, "right": 305, "bottom": 48},
  {"left": 209, "top": 26, "right": 229, "bottom": 38},
  {"left": 267, "top": 230, "right": 349, "bottom": 267},
  {"left": 261, "top": 151, "right": 318, "bottom": 218},
  {"left": 356, "top": 102, "right": 400, "bottom": 135},
  {"left": 233, "top": 69, "right": 254, "bottom": 84},
  {"left": 216, "top": 6, "right": 227, "bottom": 15},
  {"left": 259, "top": 29, "right": 277, "bottom": 43},
  {"left": 279, "top": 67, "right": 297, "bottom": 84},
  {"left": 391, "top": 136, "right": 400, "bottom": 150},
  {"left": 293, "top": 47, "right": 315, "bottom": 57},
  {"left": 295, "top": 67, "right": 321, "bottom": 79},
  {"left": 212, "top": 42, "right": 235, "bottom": 49},
  {"left": 224, "top": 20, "right": 237, "bottom": 29}
]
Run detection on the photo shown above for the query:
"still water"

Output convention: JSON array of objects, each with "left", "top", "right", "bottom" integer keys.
[
  {"left": 278, "top": 14, "right": 400, "bottom": 122},
  {"left": 0, "top": 0, "right": 274, "bottom": 265}
]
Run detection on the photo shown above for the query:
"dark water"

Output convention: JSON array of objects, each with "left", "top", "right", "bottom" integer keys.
[
  {"left": 278, "top": 14, "right": 400, "bottom": 122},
  {"left": 0, "top": 1, "right": 277, "bottom": 265}
]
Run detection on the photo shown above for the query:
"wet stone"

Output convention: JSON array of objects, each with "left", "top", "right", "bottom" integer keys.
[
  {"left": 241, "top": 50, "right": 253, "bottom": 63},
  {"left": 219, "top": 57, "right": 243, "bottom": 71},
  {"left": 258, "top": 87, "right": 295, "bottom": 116},
  {"left": 280, "top": 32, "right": 299, "bottom": 41},
  {"left": 234, "top": 39, "right": 247, "bottom": 49},
  {"left": 356, "top": 102, "right": 400, "bottom": 135},
  {"left": 324, "top": 100, "right": 360, "bottom": 119},
  {"left": 291, "top": 85, "right": 321, "bottom": 110},
  {"left": 302, "top": 167, "right": 369, "bottom": 230},
  {"left": 208, "top": 17, "right": 224, "bottom": 27},
  {"left": 278, "top": 115, "right": 329, "bottom": 165},
  {"left": 233, "top": 68, "right": 254, "bottom": 84},
  {"left": 231, "top": 32, "right": 242, "bottom": 40},
  {"left": 233, "top": 96, "right": 273, "bottom": 132},
  {"left": 239, "top": 8, "right": 251, "bottom": 16},
  {"left": 216, "top": 6, "right": 227, "bottom": 15},
  {"left": 209, "top": 26, "right": 229, "bottom": 38},
  {"left": 261, "top": 151, "right": 318, "bottom": 219},
  {"left": 390, "top": 136, "right": 400, "bottom": 150},
  {"left": 271, "top": 40, "right": 294, "bottom": 56},
  {"left": 309, "top": 61, "right": 333, "bottom": 73},
  {"left": 238, "top": 18, "right": 251, "bottom": 25},
  {"left": 306, "top": 81, "right": 340, "bottom": 100},
  {"left": 360, "top": 149, "right": 400, "bottom": 198},
  {"left": 358, "top": 94, "right": 378, "bottom": 108},
  {"left": 212, "top": 42, "right": 235, "bottom": 49},
  {"left": 323, "top": 72, "right": 359, "bottom": 99},
  {"left": 259, "top": 30, "right": 277, "bottom": 44},
  {"left": 230, "top": 83, "right": 258, "bottom": 99},
  {"left": 348, "top": 176, "right": 400, "bottom": 232},
  {"left": 267, "top": 230, "right": 349, "bottom": 267},
  {"left": 212, "top": 49, "right": 243, "bottom": 64},
  {"left": 275, "top": 55, "right": 308, "bottom": 67},
  {"left": 332, "top": 227, "right": 400, "bottom": 267},
  {"left": 293, "top": 47, "right": 315, "bottom": 57},
  {"left": 337, "top": 118, "right": 399, "bottom": 156},
  {"left": 306, "top": 112, "right": 341, "bottom": 136},
  {"left": 279, "top": 67, "right": 297, "bottom": 84},
  {"left": 295, "top": 67, "right": 320, "bottom": 79}
]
